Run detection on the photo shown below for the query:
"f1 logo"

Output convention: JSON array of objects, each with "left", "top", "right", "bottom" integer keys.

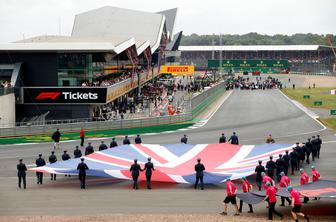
[{"left": 35, "top": 92, "right": 61, "bottom": 100}]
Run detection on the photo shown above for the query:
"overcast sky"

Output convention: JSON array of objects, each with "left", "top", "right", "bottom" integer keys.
[{"left": 0, "top": 0, "right": 335, "bottom": 43}]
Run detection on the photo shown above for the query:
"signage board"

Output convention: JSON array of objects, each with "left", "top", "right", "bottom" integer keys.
[
  {"left": 160, "top": 65, "right": 195, "bottom": 76},
  {"left": 208, "top": 60, "right": 289, "bottom": 68},
  {"left": 23, "top": 87, "right": 107, "bottom": 104}
]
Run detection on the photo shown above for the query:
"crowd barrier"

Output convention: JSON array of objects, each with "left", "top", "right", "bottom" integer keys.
[{"left": 0, "top": 81, "right": 226, "bottom": 137}]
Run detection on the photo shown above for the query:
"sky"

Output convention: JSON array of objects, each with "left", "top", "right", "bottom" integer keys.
[{"left": 0, "top": 0, "right": 335, "bottom": 43}]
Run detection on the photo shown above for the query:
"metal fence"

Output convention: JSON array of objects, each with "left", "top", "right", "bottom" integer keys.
[{"left": 0, "top": 81, "right": 226, "bottom": 137}]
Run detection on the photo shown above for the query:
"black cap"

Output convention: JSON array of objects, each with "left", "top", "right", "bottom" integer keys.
[
  {"left": 112, "top": 137, "right": 115, "bottom": 140},
  {"left": 270, "top": 156, "right": 273, "bottom": 159},
  {"left": 51, "top": 151, "right": 54, "bottom": 154},
  {"left": 75, "top": 146, "right": 79, "bottom": 148},
  {"left": 38, "top": 154, "right": 42, "bottom": 157},
  {"left": 258, "top": 160, "right": 262, "bottom": 164},
  {"left": 81, "top": 158, "right": 84, "bottom": 161},
  {"left": 64, "top": 150, "right": 67, "bottom": 153},
  {"left": 19, "top": 159, "right": 23, "bottom": 162}
]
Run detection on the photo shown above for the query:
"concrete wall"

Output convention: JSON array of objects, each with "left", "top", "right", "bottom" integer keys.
[{"left": 0, "top": 93, "right": 15, "bottom": 127}]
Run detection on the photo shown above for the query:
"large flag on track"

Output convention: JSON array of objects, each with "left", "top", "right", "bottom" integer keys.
[{"left": 30, "top": 143, "right": 294, "bottom": 184}]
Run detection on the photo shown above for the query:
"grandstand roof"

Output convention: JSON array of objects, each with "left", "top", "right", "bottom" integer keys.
[
  {"left": 72, "top": 6, "right": 166, "bottom": 54},
  {"left": 0, "top": 40, "right": 135, "bottom": 54},
  {"left": 179, "top": 45, "right": 334, "bottom": 51},
  {"left": 0, "top": 6, "right": 177, "bottom": 55},
  {"left": 157, "top": 8, "right": 178, "bottom": 40}
]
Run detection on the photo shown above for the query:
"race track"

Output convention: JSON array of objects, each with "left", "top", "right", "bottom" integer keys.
[{"left": 0, "top": 88, "right": 335, "bottom": 216}]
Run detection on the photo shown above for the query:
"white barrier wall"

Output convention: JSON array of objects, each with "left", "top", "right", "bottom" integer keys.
[{"left": 0, "top": 93, "right": 15, "bottom": 128}]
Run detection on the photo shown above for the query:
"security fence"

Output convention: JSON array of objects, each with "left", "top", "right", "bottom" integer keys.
[{"left": 0, "top": 81, "right": 226, "bottom": 137}]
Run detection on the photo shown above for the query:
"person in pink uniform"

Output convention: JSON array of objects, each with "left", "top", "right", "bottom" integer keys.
[
  {"left": 263, "top": 182, "right": 283, "bottom": 220},
  {"left": 311, "top": 166, "right": 321, "bottom": 200},
  {"left": 311, "top": 166, "right": 321, "bottom": 182},
  {"left": 287, "top": 186, "right": 310, "bottom": 222},
  {"left": 262, "top": 172, "right": 275, "bottom": 190},
  {"left": 238, "top": 176, "right": 253, "bottom": 213},
  {"left": 300, "top": 168, "right": 310, "bottom": 203},
  {"left": 279, "top": 172, "right": 291, "bottom": 206},
  {"left": 221, "top": 178, "right": 240, "bottom": 216}
]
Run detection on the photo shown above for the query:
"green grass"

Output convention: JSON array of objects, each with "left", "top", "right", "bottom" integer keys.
[
  {"left": 320, "top": 118, "right": 336, "bottom": 131},
  {"left": 281, "top": 87, "right": 336, "bottom": 109},
  {"left": 0, "top": 122, "right": 193, "bottom": 145}
]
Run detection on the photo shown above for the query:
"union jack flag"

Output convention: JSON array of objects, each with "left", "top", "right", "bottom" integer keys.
[{"left": 31, "top": 143, "right": 294, "bottom": 184}]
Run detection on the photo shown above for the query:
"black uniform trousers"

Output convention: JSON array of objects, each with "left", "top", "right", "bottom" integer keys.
[
  {"left": 281, "top": 196, "right": 291, "bottom": 205},
  {"left": 146, "top": 175, "right": 152, "bottom": 189},
  {"left": 132, "top": 175, "right": 139, "bottom": 189},
  {"left": 79, "top": 173, "right": 86, "bottom": 189},
  {"left": 194, "top": 175, "right": 204, "bottom": 189},
  {"left": 80, "top": 137, "right": 84, "bottom": 147},
  {"left": 306, "top": 152, "right": 311, "bottom": 164},
  {"left": 36, "top": 172, "right": 43, "bottom": 184},
  {"left": 239, "top": 200, "right": 253, "bottom": 212},
  {"left": 18, "top": 174, "right": 26, "bottom": 189},
  {"left": 312, "top": 150, "right": 317, "bottom": 161},
  {"left": 268, "top": 202, "right": 283, "bottom": 220},
  {"left": 51, "top": 173, "right": 56, "bottom": 180},
  {"left": 317, "top": 146, "right": 321, "bottom": 158},
  {"left": 290, "top": 161, "right": 297, "bottom": 175}
]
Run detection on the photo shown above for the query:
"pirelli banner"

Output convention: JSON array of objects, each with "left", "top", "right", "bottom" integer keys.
[
  {"left": 23, "top": 87, "right": 107, "bottom": 104},
  {"left": 160, "top": 65, "right": 195, "bottom": 76}
]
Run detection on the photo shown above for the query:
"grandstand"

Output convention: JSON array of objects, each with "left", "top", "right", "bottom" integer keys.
[
  {"left": 179, "top": 45, "right": 336, "bottom": 74},
  {"left": 0, "top": 6, "right": 181, "bottom": 125}
]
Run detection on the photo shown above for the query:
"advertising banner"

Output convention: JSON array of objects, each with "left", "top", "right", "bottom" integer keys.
[
  {"left": 208, "top": 60, "right": 289, "bottom": 68},
  {"left": 23, "top": 87, "right": 107, "bottom": 104},
  {"left": 160, "top": 65, "right": 195, "bottom": 76}
]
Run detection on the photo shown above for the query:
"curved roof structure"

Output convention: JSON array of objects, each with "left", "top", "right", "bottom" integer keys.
[
  {"left": 0, "top": 6, "right": 178, "bottom": 56},
  {"left": 72, "top": 6, "right": 166, "bottom": 54}
]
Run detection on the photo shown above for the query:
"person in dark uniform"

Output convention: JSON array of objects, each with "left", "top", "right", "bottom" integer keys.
[
  {"left": 316, "top": 135, "right": 322, "bottom": 159},
  {"left": 289, "top": 148, "right": 298, "bottom": 175},
  {"left": 282, "top": 150, "right": 290, "bottom": 176},
  {"left": 194, "top": 158, "right": 205, "bottom": 190},
  {"left": 180, "top": 135, "right": 188, "bottom": 144},
  {"left": 48, "top": 151, "right": 57, "bottom": 180},
  {"left": 17, "top": 159, "right": 27, "bottom": 189},
  {"left": 51, "top": 128, "right": 61, "bottom": 149},
  {"left": 62, "top": 150, "right": 71, "bottom": 177},
  {"left": 35, "top": 154, "right": 46, "bottom": 184},
  {"left": 143, "top": 157, "right": 155, "bottom": 189},
  {"left": 311, "top": 136, "right": 318, "bottom": 161},
  {"left": 305, "top": 138, "right": 313, "bottom": 164},
  {"left": 228, "top": 132, "right": 239, "bottom": 145},
  {"left": 98, "top": 141, "right": 108, "bottom": 151},
  {"left": 110, "top": 138, "right": 118, "bottom": 148},
  {"left": 275, "top": 154, "right": 285, "bottom": 182},
  {"left": 123, "top": 135, "right": 131, "bottom": 145},
  {"left": 130, "top": 159, "right": 143, "bottom": 189},
  {"left": 77, "top": 158, "right": 89, "bottom": 189},
  {"left": 295, "top": 143, "right": 304, "bottom": 169},
  {"left": 74, "top": 146, "right": 82, "bottom": 158},
  {"left": 134, "top": 135, "right": 142, "bottom": 144},
  {"left": 255, "top": 160, "right": 265, "bottom": 191},
  {"left": 85, "top": 142, "right": 94, "bottom": 155},
  {"left": 266, "top": 156, "right": 276, "bottom": 180},
  {"left": 219, "top": 133, "right": 226, "bottom": 143}
]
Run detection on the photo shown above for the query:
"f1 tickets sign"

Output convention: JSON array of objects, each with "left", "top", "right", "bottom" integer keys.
[
  {"left": 23, "top": 87, "right": 107, "bottom": 104},
  {"left": 160, "top": 65, "right": 195, "bottom": 76}
]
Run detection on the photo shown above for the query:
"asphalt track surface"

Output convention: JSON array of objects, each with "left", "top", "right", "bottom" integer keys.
[{"left": 0, "top": 84, "right": 335, "bottom": 216}]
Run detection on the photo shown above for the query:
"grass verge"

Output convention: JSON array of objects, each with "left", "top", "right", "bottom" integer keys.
[
  {"left": 281, "top": 87, "right": 336, "bottom": 109},
  {"left": 320, "top": 118, "right": 336, "bottom": 131}
]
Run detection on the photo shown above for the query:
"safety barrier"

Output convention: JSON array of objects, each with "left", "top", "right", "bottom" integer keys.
[
  {"left": 290, "top": 72, "right": 336, "bottom": 77},
  {"left": 0, "top": 82, "right": 226, "bottom": 137}
]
